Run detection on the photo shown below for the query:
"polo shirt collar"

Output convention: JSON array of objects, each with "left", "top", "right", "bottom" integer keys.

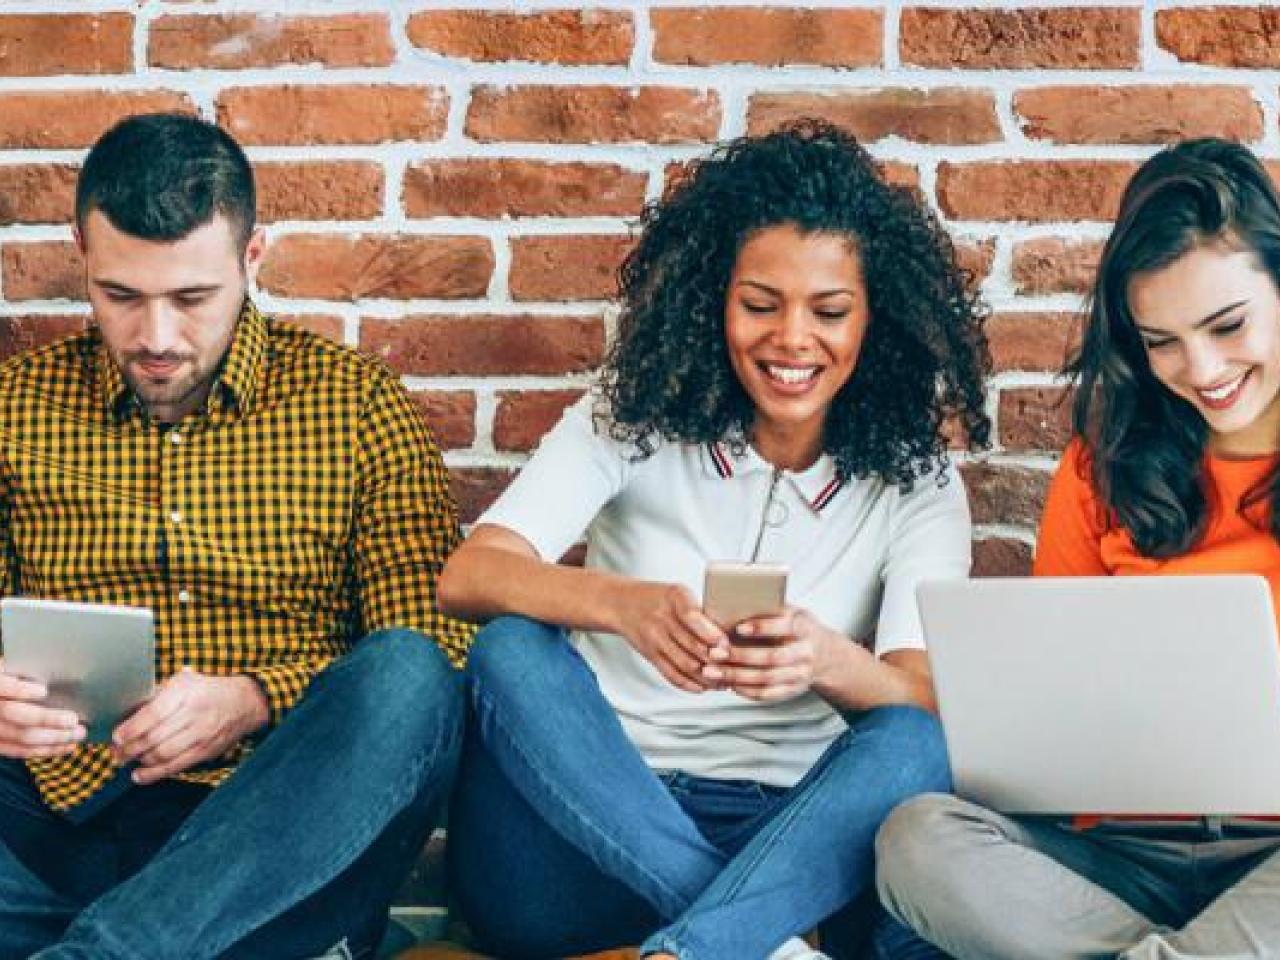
[
  {"left": 703, "top": 441, "right": 845, "bottom": 514},
  {"left": 95, "top": 297, "right": 267, "bottom": 421}
]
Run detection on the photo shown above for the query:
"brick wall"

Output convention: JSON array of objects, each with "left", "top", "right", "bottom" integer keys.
[{"left": 0, "top": 3, "right": 1274, "bottom": 574}]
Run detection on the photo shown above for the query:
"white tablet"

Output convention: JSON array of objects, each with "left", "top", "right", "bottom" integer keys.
[{"left": 1, "top": 598, "right": 155, "bottom": 743}]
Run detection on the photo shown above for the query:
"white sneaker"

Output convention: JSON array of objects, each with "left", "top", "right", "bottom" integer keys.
[{"left": 768, "top": 936, "right": 832, "bottom": 960}]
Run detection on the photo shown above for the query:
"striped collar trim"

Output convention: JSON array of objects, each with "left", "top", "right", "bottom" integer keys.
[{"left": 704, "top": 442, "right": 846, "bottom": 514}]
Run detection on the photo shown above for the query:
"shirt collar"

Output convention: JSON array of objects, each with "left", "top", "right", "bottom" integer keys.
[
  {"left": 95, "top": 297, "right": 268, "bottom": 422},
  {"left": 703, "top": 441, "right": 846, "bottom": 514}
]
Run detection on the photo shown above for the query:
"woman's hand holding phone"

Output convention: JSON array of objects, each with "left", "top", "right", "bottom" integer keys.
[
  {"left": 702, "top": 607, "right": 847, "bottom": 702},
  {"left": 613, "top": 581, "right": 729, "bottom": 693}
]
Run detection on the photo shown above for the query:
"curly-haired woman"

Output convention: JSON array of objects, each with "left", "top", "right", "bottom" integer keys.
[
  {"left": 439, "top": 121, "right": 990, "bottom": 960},
  {"left": 876, "top": 139, "right": 1280, "bottom": 958}
]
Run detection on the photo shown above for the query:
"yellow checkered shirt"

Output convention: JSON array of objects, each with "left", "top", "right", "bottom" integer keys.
[{"left": 0, "top": 300, "right": 474, "bottom": 813}]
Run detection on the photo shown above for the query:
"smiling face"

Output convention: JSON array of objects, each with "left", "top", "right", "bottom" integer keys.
[
  {"left": 724, "top": 224, "right": 869, "bottom": 470},
  {"left": 1129, "top": 243, "right": 1280, "bottom": 457},
  {"left": 78, "top": 210, "right": 266, "bottom": 424}
]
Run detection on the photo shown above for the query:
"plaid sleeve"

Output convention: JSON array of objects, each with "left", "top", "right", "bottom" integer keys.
[
  {"left": 0, "top": 449, "right": 16, "bottom": 623},
  {"left": 351, "top": 369, "right": 475, "bottom": 668},
  {"left": 243, "top": 655, "right": 337, "bottom": 728}
]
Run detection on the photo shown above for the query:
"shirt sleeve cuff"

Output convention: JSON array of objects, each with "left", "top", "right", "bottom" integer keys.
[{"left": 243, "top": 658, "right": 334, "bottom": 727}]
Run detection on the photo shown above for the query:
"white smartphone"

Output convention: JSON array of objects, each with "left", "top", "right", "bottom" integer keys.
[
  {"left": 702, "top": 561, "right": 788, "bottom": 631},
  {"left": 1, "top": 598, "right": 155, "bottom": 743}
]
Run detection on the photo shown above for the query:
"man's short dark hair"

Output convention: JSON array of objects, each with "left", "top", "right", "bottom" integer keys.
[{"left": 76, "top": 112, "right": 256, "bottom": 251}]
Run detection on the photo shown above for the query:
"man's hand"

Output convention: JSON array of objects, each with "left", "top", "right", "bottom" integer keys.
[
  {"left": 0, "top": 663, "right": 85, "bottom": 758},
  {"left": 112, "top": 669, "right": 269, "bottom": 785}
]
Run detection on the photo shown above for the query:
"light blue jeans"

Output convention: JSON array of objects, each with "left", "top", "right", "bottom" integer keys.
[
  {"left": 0, "top": 630, "right": 462, "bottom": 960},
  {"left": 448, "top": 615, "right": 951, "bottom": 960}
]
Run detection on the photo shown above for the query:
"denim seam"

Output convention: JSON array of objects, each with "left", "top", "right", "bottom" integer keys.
[
  {"left": 200, "top": 726, "right": 456, "bottom": 959},
  {"left": 641, "top": 932, "right": 698, "bottom": 960},
  {"left": 81, "top": 704, "right": 460, "bottom": 960},
  {"left": 657, "top": 733, "right": 855, "bottom": 950},
  {"left": 472, "top": 679, "right": 693, "bottom": 916}
]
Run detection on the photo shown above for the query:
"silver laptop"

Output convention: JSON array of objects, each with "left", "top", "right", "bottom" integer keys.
[{"left": 917, "top": 575, "right": 1280, "bottom": 815}]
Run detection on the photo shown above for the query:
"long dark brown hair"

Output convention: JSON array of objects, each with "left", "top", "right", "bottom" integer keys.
[{"left": 1071, "top": 137, "right": 1280, "bottom": 556}]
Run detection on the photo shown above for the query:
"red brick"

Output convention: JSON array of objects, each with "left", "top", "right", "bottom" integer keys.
[
  {"left": 652, "top": 8, "right": 881, "bottom": 67},
  {"left": 0, "top": 165, "right": 77, "bottom": 226},
  {"left": 988, "top": 312, "right": 1082, "bottom": 373},
  {"left": 3, "top": 242, "right": 84, "bottom": 301},
  {"left": 1012, "top": 238, "right": 1104, "bottom": 296},
  {"left": 900, "top": 7, "right": 1140, "bottom": 69},
  {"left": 1016, "top": 85, "right": 1262, "bottom": 144},
  {"left": 403, "top": 160, "right": 647, "bottom": 219},
  {"left": 880, "top": 162, "right": 921, "bottom": 192},
  {"left": 973, "top": 537, "right": 1033, "bottom": 577},
  {"left": 1157, "top": 7, "right": 1280, "bottom": 68},
  {"left": 450, "top": 467, "right": 516, "bottom": 525},
  {"left": 359, "top": 315, "right": 605, "bottom": 377},
  {"left": 409, "top": 390, "right": 477, "bottom": 451},
  {"left": 258, "top": 235, "right": 493, "bottom": 301},
  {"left": 937, "top": 161, "right": 1137, "bottom": 222},
  {"left": 274, "top": 314, "right": 345, "bottom": 344},
  {"left": 217, "top": 85, "right": 447, "bottom": 146},
  {"left": 961, "top": 462, "right": 1052, "bottom": 527},
  {"left": 255, "top": 162, "right": 384, "bottom": 223},
  {"left": 999, "top": 387, "right": 1075, "bottom": 452},
  {"left": 494, "top": 389, "right": 586, "bottom": 452},
  {"left": 510, "top": 235, "right": 632, "bottom": 302},
  {"left": 560, "top": 543, "right": 588, "bottom": 567},
  {"left": 956, "top": 239, "right": 997, "bottom": 291},
  {"left": 149, "top": 13, "right": 394, "bottom": 69},
  {"left": 0, "top": 14, "right": 132, "bottom": 76},
  {"left": 0, "top": 314, "right": 88, "bottom": 361},
  {"left": 466, "top": 86, "right": 720, "bottom": 145},
  {"left": 407, "top": 9, "right": 632, "bottom": 65},
  {"left": 0, "top": 91, "right": 195, "bottom": 149},
  {"left": 748, "top": 89, "right": 999, "bottom": 145}
]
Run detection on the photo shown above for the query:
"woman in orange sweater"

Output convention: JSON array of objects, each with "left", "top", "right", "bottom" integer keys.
[{"left": 875, "top": 138, "right": 1280, "bottom": 958}]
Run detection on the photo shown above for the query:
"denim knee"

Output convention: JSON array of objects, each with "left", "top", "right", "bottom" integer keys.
[
  {"left": 863, "top": 705, "right": 953, "bottom": 798},
  {"left": 465, "top": 615, "right": 572, "bottom": 701},
  {"left": 341, "top": 629, "right": 463, "bottom": 764}
]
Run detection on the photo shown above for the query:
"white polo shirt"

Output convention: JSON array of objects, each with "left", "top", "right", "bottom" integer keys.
[{"left": 479, "top": 397, "right": 972, "bottom": 787}]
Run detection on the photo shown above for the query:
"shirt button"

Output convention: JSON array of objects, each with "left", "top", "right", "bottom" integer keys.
[
  {"left": 169, "top": 432, "right": 183, "bottom": 445},
  {"left": 178, "top": 589, "right": 191, "bottom": 604},
  {"left": 170, "top": 510, "right": 182, "bottom": 525}
]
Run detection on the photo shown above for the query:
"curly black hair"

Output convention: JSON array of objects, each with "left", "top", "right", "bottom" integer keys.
[{"left": 596, "top": 120, "right": 991, "bottom": 490}]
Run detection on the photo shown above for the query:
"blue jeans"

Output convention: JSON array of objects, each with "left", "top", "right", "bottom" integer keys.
[
  {"left": 447, "top": 616, "right": 951, "bottom": 960},
  {"left": 0, "top": 629, "right": 462, "bottom": 960}
]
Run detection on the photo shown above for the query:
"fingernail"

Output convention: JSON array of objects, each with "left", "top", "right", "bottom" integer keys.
[
  {"left": 703, "top": 666, "right": 723, "bottom": 681},
  {"left": 736, "top": 623, "right": 754, "bottom": 637},
  {"left": 709, "top": 646, "right": 728, "bottom": 661}
]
